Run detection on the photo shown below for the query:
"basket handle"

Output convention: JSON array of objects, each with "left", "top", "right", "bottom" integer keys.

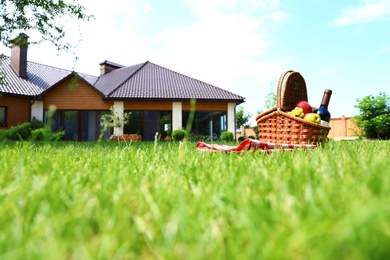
[{"left": 276, "top": 70, "right": 294, "bottom": 110}]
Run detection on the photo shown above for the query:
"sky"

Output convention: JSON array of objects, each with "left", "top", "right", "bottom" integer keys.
[{"left": 2, "top": 0, "right": 390, "bottom": 125}]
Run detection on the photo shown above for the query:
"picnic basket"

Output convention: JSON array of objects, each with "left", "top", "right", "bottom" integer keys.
[{"left": 255, "top": 70, "right": 331, "bottom": 145}]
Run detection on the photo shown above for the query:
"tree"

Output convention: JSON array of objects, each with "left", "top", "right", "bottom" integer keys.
[
  {"left": 0, "top": 1, "right": 91, "bottom": 86},
  {"left": 264, "top": 89, "right": 277, "bottom": 109},
  {"left": 236, "top": 106, "right": 252, "bottom": 129},
  {"left": 256, "top": 86, "right": 277, "bottom": 114},
  {"left": 354, "top": 92, "right": 390, "bottom": 139},
  {"left": 0, "top": 0, "right": 91, "bottom": 51}
]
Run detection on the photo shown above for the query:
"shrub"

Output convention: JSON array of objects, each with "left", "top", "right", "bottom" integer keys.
[
  {"left": 31, "top": 128, "right": 65, "bottom": 141},
  {"left": 221, "top": 131, "right": 234, "bottom": 142},
  {"left": 30, "top": 119, "right": 45, "bottom": 130},
  {"left": 238, "top": 136, "right": 245, "bottom": 142},
  {"left": 172, "top": 129, "right": 188, "bottom": 141},
  {"left": 0, "top": 119, "right": 44, "bottom": 141},
  {"left": 0, "top": 129, "right": 6, "bottom": 141},
  {"left": 248, "top": 135, "right": 256, "bottom": 139}
]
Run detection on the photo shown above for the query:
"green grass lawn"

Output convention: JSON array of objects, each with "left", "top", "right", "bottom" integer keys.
[{"left": 0, "top": 140, "right": 389, "bottom": 259}]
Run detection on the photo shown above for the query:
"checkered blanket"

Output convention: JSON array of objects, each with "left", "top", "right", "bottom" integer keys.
[{"left": 196, "top": 138, "right": 317, "bottom": 153}]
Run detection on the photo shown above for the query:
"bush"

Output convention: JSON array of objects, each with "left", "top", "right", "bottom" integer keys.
[
  {"left": 0, "top": 119, "right": 45, "bottom": 141},
  {"left": 0, "top": 129, "right": 6, "bottom": 141},
  {"left": 221, "top": 131, "right": 234, "bottom": 142},
  {"left": 248, "top": 135, "right": 256, "bottom": 139},
  {"left": 30, "top": 119, "right": 45, "bottom": 130},
  {"left": 238, "top": 136, "right": 246, "bottom": 142},
  {"left": 172, "top": 129, "right": 188, "bottom": 141},
  {"left": 31, "top": 128, "right": 65, "bottom": 141}
]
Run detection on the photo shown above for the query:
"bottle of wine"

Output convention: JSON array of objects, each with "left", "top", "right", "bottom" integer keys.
[{"left": 314, "top": 89, "right": 332, "bottom": 126}]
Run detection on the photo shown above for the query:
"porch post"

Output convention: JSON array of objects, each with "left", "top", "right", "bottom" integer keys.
[
  {"left": 113, "top": 101, "right": 124, "bottom": 136},
  {"left": 172, "top": 102, "right": 182, "bottom": 131},
  {"left": 31, "top": 101, "right": 43, "bottom": 121},
  {"left": 227, "top": 102, "right": 236, "bottom": 138}
]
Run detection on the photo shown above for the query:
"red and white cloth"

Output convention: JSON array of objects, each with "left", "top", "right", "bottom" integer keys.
[{"left": 196, "top": 138, "right": 316, "bottom": 153}]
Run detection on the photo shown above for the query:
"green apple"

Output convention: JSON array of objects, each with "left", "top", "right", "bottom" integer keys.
[{"left": 303, "top": 113, "right": 321, "bottom": 124}]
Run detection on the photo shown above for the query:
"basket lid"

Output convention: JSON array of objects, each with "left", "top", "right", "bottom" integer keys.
[{"left": 277, "top": 70, "right": 308, "bottom": 111}]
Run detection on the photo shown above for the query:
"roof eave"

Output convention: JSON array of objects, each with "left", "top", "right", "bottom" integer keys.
[
  {"left": 103, "top": 97, "right": 245, "bottom": 103},
  {"left": 0, "top": 91, "right": 40, "bottom": 100}
]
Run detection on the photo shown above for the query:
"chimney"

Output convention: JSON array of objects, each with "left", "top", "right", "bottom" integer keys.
[
  {"left": 99, "top": 60, "right": 123, "bottom": 75},
  {"left": 10, "top": 33, "right": 29, "bottom": 78}
]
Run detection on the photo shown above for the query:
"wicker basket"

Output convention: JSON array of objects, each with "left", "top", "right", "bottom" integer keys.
[{"left": 256, "top": 70, "right": 330, "bottom": 145}]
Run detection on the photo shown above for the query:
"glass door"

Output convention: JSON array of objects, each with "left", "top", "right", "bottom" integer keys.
[{"left": 62, "top": 111, "right": 78, "bottom": 141}]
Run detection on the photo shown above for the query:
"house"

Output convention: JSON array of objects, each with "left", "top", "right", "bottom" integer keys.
[{"left": 0, "top": 34, "right": 245, "bottom": 141}]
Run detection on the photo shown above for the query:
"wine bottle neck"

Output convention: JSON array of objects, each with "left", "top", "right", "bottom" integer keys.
[{"left": 321, "top": 89, "right": 332, "bottom": 107}]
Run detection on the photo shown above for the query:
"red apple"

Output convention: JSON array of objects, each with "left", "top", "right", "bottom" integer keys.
[
  {"left": 303, "top": 113, "right": 321, "bottom": 124},
  {"left": 294, "top": 101, "right": 312, "bottom": 115}
]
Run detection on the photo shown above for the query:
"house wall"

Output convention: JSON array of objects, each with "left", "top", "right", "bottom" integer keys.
[
  {"left": 124, "top": 100, "right": 172, "bottom": 110},
  {"left": 236, "top": 126, "right": 256, "bottom": 140},
  {"left": 0, "top": 95, "right": 31, "bottom": 128},
  {"left": 182, "top": 101, "right": 227, "bottom": 111},
  {"left": 43, "top": 79, "right": 113, "bottom": 110},
  {"left": 328, "top": 115, "right": 358, "bottom": 139},
  {"left": 123, "top": 100, "right": 229, "bottom": 112}
]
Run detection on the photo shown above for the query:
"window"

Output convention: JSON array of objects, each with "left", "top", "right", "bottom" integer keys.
[
  {"left": 44, "top": 109, "right": 112, "bottom": 141},
  {"left": 124, "top": 110, "right": 172, "bottom": 141},
  {"left": 182, "top": 111, "right": 227, "bottom": 138},
  {"left": 0, "top": 106, "right": 6, "bottom": 126}
]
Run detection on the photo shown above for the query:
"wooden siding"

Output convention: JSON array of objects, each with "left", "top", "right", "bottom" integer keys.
[
  {"left": 124, "top": 100, "right": 172, "bottom": 110},
  {"left": 0, "top": 95, "right": 31, "bottom": 128},
  {"left": 124, "top": 100, "right": 228, "bottom": 112},
  {"left": 43, "top": 78, "right": 113, "bottom": 110},
  {"left": 182, "top": 101, "right": 227, "bottom": 111}
]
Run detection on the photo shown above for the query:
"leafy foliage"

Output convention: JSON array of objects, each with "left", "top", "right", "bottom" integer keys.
[
  {"left": 237, "top": 136, "right": 246, "bottom": 142},
  {"left": 0, "top": 119, "right": 44, "bottom": 140},
  {"left": 0, "top": 1, "right": 91, "bottom": 85},
  {"left": 220, "top": 131, "right": 234, "bottom": 141},
  {"left": 31, "top": 128, "right": 64, "bottom": 141},
  {"left": 252, "top": 126, "right": 259, "bottom": 139},
  {"left": 236, "top": 106, "right": 252, "bottom": 128},
  {"left": 0, "top": 0, "right": 91, "bottom": 51},
  {"left": 172, "top": 129, "right": 188, "bottom": 141},
  {"left": 354, "top": 92, "right": 390, "bottom": 139},
  {"left": 264, "top": 89, "right": 277, "bottom": 109},
  {"left": 100, "top": 106, "right": 131, "bottom": 129}
]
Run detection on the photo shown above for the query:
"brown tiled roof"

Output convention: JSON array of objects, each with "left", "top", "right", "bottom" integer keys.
[
  {"left": 107, "top": 61, "right": 245, "bottom": 101},
  {"left": 93, "top": 62, "right": 145, "bottom": 96},
  {"left": 0, "top": 57, "right": 98, "bottom": 97},
  {"left": 1, "top": 57, "right": 245, "bottom": 103}
]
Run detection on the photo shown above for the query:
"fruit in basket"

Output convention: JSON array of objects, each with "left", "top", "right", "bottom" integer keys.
[
  {"left": 294, "top": 101, "right": 312, "bottom": 115},
  {"left": 303, "top": 113, "right": 321, "bottom": 124},
  {"left": 286, "top": 107, "right": 304, "bottom": 118}
]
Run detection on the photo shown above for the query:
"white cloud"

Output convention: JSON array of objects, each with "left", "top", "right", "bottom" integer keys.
[
  {"left": 329, "top": 0, "right": 390, "bottom": 27},
  {"left": 150, "top": 0, "right": 289, "bottom": 122},
  {"left": 70, "top": 0, "right": 154, "bottom": 73},
  {"left": 270, "top": 11, "right": 292, "bottom": 23},
  {"left": 153, "top": 12, "right": 266, "bottom": 85},
  {"left": 1, "top": 0, "right": 290, "bottom": 122}
]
